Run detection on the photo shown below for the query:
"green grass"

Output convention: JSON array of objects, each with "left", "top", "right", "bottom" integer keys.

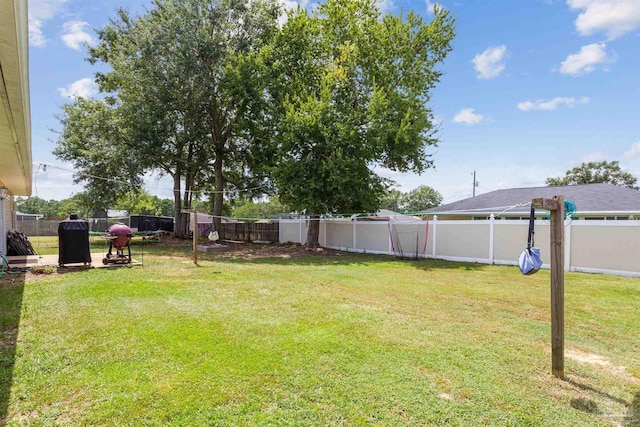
[{"left": 1, "top": 241, "right": 639, "bottom": 425}]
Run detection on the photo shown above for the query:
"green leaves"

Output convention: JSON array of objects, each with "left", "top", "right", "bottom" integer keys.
[
  {"left": 58, "top": 0, "right": 282, "bottom": 236},
  {"left": 269, "top": 0, "right": 454, "bottom": 243},
  {"left": 54, "top": 98, "right": 144, "bottom": 213},
  {"left": 546, "top": 160, "right": 638, "bottom": 189}
]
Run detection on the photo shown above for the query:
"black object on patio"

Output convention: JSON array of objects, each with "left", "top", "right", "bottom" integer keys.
[{"left": 58, "top": 217, "right": 91, "bottom": 267}]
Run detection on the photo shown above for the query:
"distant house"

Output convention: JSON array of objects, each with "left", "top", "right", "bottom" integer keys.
[
  {"left": 426, "top": 184, "right": 640, "bottom": 220},
  {"left": 16, "top": 211, "right": 43, "bottom": 221},
  {"left": 1, "top": 0, "right": 31, "bottom": 255}
]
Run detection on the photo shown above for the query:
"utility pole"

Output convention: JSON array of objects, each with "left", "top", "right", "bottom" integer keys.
[{"left": 472, "top": 170, "right": 478, "bottom": 197}]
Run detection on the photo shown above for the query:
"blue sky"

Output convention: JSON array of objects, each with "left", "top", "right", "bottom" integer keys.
[{"left": 27, "top": 0, "right": 640, "bottom": 204}]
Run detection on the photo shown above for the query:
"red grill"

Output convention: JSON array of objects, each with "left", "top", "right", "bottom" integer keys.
[{"left": 103, "top": 223, "right": 133, "bottom": 265}]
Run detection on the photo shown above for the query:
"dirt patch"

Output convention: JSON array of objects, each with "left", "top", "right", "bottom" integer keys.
[{"left": 566, "top": 348, "right": 638, "bottom": 384}]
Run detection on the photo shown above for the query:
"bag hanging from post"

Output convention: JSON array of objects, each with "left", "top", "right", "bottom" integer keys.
[{"left": 518, "top": 205, "right": 543, "bottom": 275}]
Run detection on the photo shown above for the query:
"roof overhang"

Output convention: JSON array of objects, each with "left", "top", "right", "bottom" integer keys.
[{"left": 0, "top": 0, "right": 31, "bottom": 196}]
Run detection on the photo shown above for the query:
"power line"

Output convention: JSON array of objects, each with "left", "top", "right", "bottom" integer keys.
[{"left": 37, "top": 163, "right": 270, "bottom": 195}]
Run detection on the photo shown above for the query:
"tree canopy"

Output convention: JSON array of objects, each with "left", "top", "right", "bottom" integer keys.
[
  {"left": 54, "top": 0, "right": 455, "bottom": 243},
  {"left": 16, "top": 193, "right": 175, "bottom": 220},
  {"left": 380, "top": 186, "right": 442, "bottom": 212},
  {"left": 546, "top": 161, "right": 637, "bottom": 189},
  {"left": 54, "top": 98, "right": 144, "bottom": 216},
  {"left": 56, "top": 0, "right": 281, "bottom": 237},
  {"left": 269, "top": 0, "right": 455, "bottom": 247},
  {"left": 231, "top": 196, "right": 290, "bottom": 219},
  {"left": 113, "top": 189, "right": 175, "bottom": 216}
]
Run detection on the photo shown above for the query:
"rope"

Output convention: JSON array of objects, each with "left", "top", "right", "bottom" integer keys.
[
  {"left": 495, "top": 202, "right": 531, "bottom": 217},
  {"left": 39, "top": 163, "right": 269, "bottom": 195},
  {"left": 423, "top": 220, "right": 429, "bottom": 254},
  {"left": 387, "top": 222, "right": 396, "bottom": 254}
]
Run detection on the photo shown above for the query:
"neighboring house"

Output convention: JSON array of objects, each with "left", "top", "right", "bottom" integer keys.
[
  {"left": 426, "top": 184, "right": 640, "bottom": 220},
  {"left": 1, "top": 0, "right": 32, "bottom": 255},
  {"left": 16, "top": 211, "right": 43, "bottom": 220}
]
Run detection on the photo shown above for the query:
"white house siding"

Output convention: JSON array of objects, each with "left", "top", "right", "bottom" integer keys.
[{"left": 1, "top": 192, "right": 16, "bottom": 255}]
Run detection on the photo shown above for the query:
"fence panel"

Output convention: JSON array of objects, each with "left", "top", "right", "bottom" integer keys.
[
  {"left": 435, "top": 222, "right": 491, "bottom": 261},
  {"left": 493, "top": 221, "right": 551, "bottom": 267},
  {"left": 278, "top": 218, "right": 640, "bottom": 277},
  {"left": 356, "top": 222, "right": 389, "bottom": 254},
  {"left": 17, "top": 220, "right": 59, "bottom": 236},
  {"left": 570, "top": 222, "right": 640, "bottom": 274},
  {"left": 324, "top": 222, "right": 352, "bottom": 249},
  {"left": 218, "top": 222, "right": 279, "bottom": 242}
]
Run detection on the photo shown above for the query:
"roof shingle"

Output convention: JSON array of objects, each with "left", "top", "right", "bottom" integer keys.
[{"left": 427, "top": 184, "right": 640, "bottom": 214}]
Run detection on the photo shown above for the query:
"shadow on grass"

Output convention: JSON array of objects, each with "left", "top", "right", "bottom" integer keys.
[
  {"left": 216, "top": 255, "right": 486, "bottom": 270},
  {"left": 629, "top": 391, "right": 640, "bottom": 427},
  {"left": 570, "top": 397, "right": 600, "bottom": 414},
  {"left": 166, "top": 250, "right": 488, "bottom": 272},
  {"left": 0, "top": 272, "right": 25, "bottom": 424},
  {"left": 563, "top": 377, "right": 630, "bottom": 406}
]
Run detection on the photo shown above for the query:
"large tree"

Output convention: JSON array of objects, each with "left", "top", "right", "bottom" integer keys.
[
  {"left": 76, "top": 0, "right": 279, "bottom": 237},
  {"left": 15, "top": 197, "right": 61, "bottom": 219},
  {"left": 54, "top": 98, "right": 144, "bottom": 216},
  {"left": 269, "top": 0, "right": 454, "bottom": 247},
  {"left": 400, "top": 185, "right": 442, "bottom": 212},
  {"left": 113, "top": 189, "right": 175, "bottom": 216},
  {"left": 546, "top": 160, "right": 637, "bottom": 189}
]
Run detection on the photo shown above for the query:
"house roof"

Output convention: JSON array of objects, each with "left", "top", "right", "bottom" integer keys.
[
  {"left": 426, "top": 184, "right": 640, "bottom": 215},
  {"left": 0, "top": 0, "right": 31, "bottom": 196}
]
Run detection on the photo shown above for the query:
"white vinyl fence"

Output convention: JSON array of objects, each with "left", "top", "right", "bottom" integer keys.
[{"left": 280, "top": 217, "right": 640, "bottom": 278}]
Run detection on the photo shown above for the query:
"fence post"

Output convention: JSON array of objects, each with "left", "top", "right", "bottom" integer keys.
[
  {"left": 432, "top": 215, "right": 438, "bottom": 257},
  {"left": 565, "top": 220, "right": 571, "bottom": 272},
  {"left": 322, "top": 219, "right": 326, "bottom": 247},
  {"left": 489, "top": 214, "right": 495, "bottom": 264},
  {"left": 299, "top": 219, "right": 302, "bottom": 244},
  {"left": 352, "top": 220, "right": 357, "bottom": 252}
]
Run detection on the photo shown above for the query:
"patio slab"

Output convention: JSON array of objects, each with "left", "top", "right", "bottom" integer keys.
[{"left": 5, "top": 253, "right": 142, "bottom": 269}]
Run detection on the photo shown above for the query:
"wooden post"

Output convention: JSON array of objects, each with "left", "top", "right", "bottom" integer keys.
[
  {"left": 532, "top": 196, "right": 565, "bottom": 378},
  {"left": 192, "top": 212, "right": 198, "bottom": 265}
]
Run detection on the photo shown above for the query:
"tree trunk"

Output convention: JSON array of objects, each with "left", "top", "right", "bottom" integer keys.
[
  {"left": 173, "top": 173, "right": 189, "bottom": 238},
  {"left": 305, "top": 215, "right": 320, "bottom": 248},
  {"left": 212, "top": 144, "right": 224, "bottom": 234}
]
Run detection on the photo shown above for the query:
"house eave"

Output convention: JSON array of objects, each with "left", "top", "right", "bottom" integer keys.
[{"left": 0, "top": 0, "right": 32, "bottom": 196}]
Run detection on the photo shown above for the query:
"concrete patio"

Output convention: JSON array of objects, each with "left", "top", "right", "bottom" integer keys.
[{"left": 5, "top": 253, "right": 142, "bottom": 269}]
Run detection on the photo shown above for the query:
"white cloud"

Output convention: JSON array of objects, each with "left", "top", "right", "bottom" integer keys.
[
  {"left": 472, "top": 45, "right": 507, "bottom": 79},
  {"left": 29, "top": 18, "right": 46, "bottom": 47},
  {"left": 279, "top": 0, "right": 315, "bottom": 25},
  {"left": 581, "top": 152, "right": 605, "bottom": 162},
  {"left": 28, "top": 0, "right": 68, "bottom": 47},
  {"left": 559, "top": 43, "right": 613, "bottom": 76},
  {"left": 378, "top": 0, "right": 394, "bottom": 13},
  {"left": 282, "top": 0, "right": 311, "bottom": 10},
  {"left": 518, "top": 96, "right": 589, "bottom": 111},
  {"left": 452, "top": 108, "right": 485, "bottom": 125},
  {"left": 57, "top": 78, "right": 98, "bottom": 99},
  {"left": 61, "top": 21, "right": 96, "bottom": 50},
  {"left": 567, "top": 0, "right": 640, "bottom": 40},
  {"left": 624, "top": 142, "right": 640, "bottom": 158},
  {"left": 426, "top": 1, "right": 436, "bottom": 14}
]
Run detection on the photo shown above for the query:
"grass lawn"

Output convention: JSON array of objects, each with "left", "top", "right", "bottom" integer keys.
[{"left": 1, "top": 239, "right": 639, "bottom": 425}]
